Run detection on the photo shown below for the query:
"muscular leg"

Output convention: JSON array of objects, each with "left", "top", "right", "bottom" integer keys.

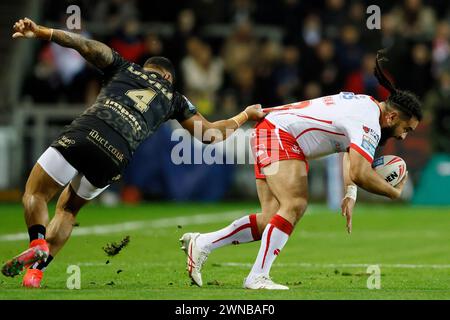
[
  {"left": 255, "top": 179, "right": 279, "bottom": 235},
  {"left": 1, "top": 164, "right": 65, "bottom": 277},
  {"left": 46, "top": 184, "right": 89, "bottom": 257},
  {"left": 264, "top": 160, "right": 308, "bottom": 226},
  {"left": 181, "top": 174, "right": 279, "bottom": 287},
  {"left": 29, "top": 184, "right": 88, "bottom": 274},
  {"left": 193, "top": 178, "right": 279, "bottom": 252},
  {"left": 23, "top": 163, "right": 64, "bottom": 229},
  {"left": 246, "top": 160, "right": 308, "bottom": 288}
]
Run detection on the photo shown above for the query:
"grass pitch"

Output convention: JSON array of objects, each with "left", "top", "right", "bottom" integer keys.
[{"left": 0, "top": 202, "right": 449, "bottom": 300}]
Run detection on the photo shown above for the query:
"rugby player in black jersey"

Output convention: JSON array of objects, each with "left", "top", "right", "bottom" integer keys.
[{"left": 2, "top": 17, "right": 265, "bottom": 287}]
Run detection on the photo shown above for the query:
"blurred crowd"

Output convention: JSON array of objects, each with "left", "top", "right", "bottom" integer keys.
[{"left": 22, "top": 0, "right": 450, "bottom": 153}]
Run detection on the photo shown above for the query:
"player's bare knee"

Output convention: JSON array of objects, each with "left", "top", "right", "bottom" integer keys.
[
  {"left": 295, "top": 199, "right": 308, "bottom": 221},
  {"left": 283, "top": 197, "right": 308, "bottom": 222}
]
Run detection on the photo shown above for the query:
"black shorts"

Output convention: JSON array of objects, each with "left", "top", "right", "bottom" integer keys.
[{"left": 51, "top": 116, "right": 131, "bottom": 188}]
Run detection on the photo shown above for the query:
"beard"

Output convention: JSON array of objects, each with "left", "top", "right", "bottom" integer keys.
[{"left": 379, "top": 126, "right": 396, "bottom": 146}]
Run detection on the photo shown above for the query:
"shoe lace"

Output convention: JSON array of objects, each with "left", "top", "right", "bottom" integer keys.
[{"left": 254, "top": 274, "right": 274, "bottom": 285}]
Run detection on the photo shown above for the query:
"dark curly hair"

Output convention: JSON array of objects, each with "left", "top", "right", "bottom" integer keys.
[{"left": 374, "top": 50, "right": 423, "bottom": 121}]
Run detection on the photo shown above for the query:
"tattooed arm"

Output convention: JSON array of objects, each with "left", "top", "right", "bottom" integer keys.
[{"left": 12, "top": 17, "right": 113, "bottom": 69}]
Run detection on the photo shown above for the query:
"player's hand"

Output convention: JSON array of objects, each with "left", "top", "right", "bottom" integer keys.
[
  {"left": 391, "top": 171, "right": 408, "bottom": 200},
  {"left": 12, "top": 17, "right": 39, "bottom": 39},
  {"left": 244, "top": 104, "right": 265, "bottom": 121},
  {"left": 341, "top": 196, "right": 355, "bottom": 234}
]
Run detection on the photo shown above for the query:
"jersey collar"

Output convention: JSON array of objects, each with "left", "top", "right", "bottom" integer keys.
[{"left": 370, "top": 96, "right": 383, "bottom": 124}]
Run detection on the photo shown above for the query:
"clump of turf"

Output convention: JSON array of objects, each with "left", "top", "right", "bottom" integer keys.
[{"left": 103, "top": 236, "right": 130, "bottom": 256}]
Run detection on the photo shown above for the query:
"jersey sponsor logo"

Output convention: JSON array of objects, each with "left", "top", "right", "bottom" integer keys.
[
  {"left": 361, "top": 134, "right": 377, "bottom": 157},
  {"left": 291, "top": 145, "right": 301, "bottom": 154},
  {"left": 342, "top": 92, "right": 356, "bottom": 99},
  {"left": 87, "top": 129, "right": 125, "bottom": 163},
  {"left": 111, "top": 174, "right": 122, "bottom": 181},
  {"left": 56, "top": 135, "right": 75, "bottom": 148},
  {"left": 341, "top": 92, "right": 368, "bottom": 100},
  {"left": 362, "top": 125, "right": 380, "bottom": 142},
  {"left": 372, "top": 156, "right": 385, "bottom": 168},
  {"left": 104, "top": 99, "right": 142, "bottom": 133}
]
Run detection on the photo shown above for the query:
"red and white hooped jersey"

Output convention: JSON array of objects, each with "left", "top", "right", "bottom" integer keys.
[{"left": 264, "top": 92, "right": 382, "bottom": 163}]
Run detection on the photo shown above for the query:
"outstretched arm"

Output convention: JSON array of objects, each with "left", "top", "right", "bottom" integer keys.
[
  {"left": 181, "top": 104, "right": 265, "bottom": 144},
  {"left": 341, "top": 152, "right": 357, "bottom": 233},
  {"left": 12, "top": 17, "right": 113, "bottom": 69}
]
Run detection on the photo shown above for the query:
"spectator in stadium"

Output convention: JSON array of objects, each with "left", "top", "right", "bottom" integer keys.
[
  {"left": 137, "top": 33, "right": 165, "bottom": 67},
  {"left": 92, "top": 0, "right": 139, "bottom": 33},
  {"left": 278, "top": 0, "right": 304, "bottom": 40},
  {"left": 189, "top": 0, "right": 228, "bottom": 25},
  {"left": 181, "top": 38, "right": 224, "bottom": 116},
  {"left": 109, "top": 19, "right": 144, "bottom": 63},
  {"left": 166, "top": 8, "right": 199, "bottom": 68},
  {"left": 335, "top": 24, "right": 364, "bottom": 77},
  {"left": 223, "top": 64, "right": 257, "bottom": 116},
  {"left": 299, "top": 13, "right": 322, "bottom": 49},
  {"left": 303, "top": 39, "right": 342, "bottom": 96},
  {"left": 391, "top": 0, "right": 437, "bottom": 40},
  {"left": 423, "top": 70, "right": 450, "bottom": 152},
  {"left": 344, "top": 52, "right": 390, "bottom": 101},
  {"left": 379, "top": 13, "right": 401, "bottom": 49},
  {"left": 252, "top": 38, "right": 282, "bottom": 107},
  {"left": 321, "top": 0, "right": 347, "bottom": 39},
  {"left": 22, "top": 46, "right": 61, "bottom": 103},
  {"left": 404, "top": 43, "right": 433, "bottom": 98},
  {"left": 272, "top": 44, "right": 301, "bottom": 104},
  {"left": 228, "top": 0, "right": 256, "bottom": 25},
  {"left": 431, "top": 21, "right": 450, "bottom": 77},
  {"left": 302, "top": 81, "right": 322, "bottom": 100},
  {"left": 222, "top": 20, "right": 258, "bottom": 75}
]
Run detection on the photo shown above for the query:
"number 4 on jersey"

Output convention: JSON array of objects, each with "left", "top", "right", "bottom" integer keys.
[{"left": 126, "top": 88, "right": 156, "bottom": 113}]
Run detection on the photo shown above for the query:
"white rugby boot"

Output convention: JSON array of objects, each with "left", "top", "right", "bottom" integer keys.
[
  {"left": 243, "top": 274, "right": 289, "bottom": 290},
  {"left": 180, "top": 232, "right": 209, "bottom": 287}
]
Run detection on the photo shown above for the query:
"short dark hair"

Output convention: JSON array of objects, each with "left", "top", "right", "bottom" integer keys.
[
  {"left": 144, "top": 56, "right": 176, "bottom": 83},
  {"left": 374, "top": 50, "right": 423, "bottom": 121}
]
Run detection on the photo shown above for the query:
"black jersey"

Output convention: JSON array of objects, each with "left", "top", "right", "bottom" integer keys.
[
  {"left": 76, "top": 50, "right": 197, "bottom": 153},
  {"left": 51, "top": 51, "right": 197, "bottom": 188}
]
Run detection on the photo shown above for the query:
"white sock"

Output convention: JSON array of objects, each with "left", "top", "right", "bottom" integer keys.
[
  {"left": 249, "top": 214, "right": 293, "bottom": 277},
  {"left": 196, "top": 214, "right": 260, "bottom": 252}
]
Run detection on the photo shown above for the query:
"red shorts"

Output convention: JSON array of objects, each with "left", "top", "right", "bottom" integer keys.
[{"left": 251, "top": 119, "right": 308, "bottom": 179}]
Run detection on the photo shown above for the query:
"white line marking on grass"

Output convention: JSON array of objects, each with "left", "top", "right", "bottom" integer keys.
[
  {"left": 0, "top": 210, "right": 249, "bottom": 242},
  {"left": 73, "top": 261, "right": 450, "bottom": 269},
  {"left": 217, "top": 262, "right": 450, "bottom": 269}
]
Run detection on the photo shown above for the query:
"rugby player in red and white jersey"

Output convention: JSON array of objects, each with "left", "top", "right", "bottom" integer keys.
[{"left": 181, "top": 52, "right": 423, "bottom": 289}]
